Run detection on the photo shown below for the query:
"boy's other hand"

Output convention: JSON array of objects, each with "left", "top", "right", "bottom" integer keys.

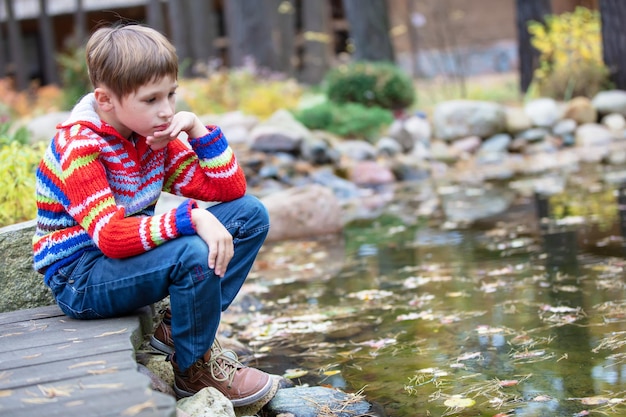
[
  {"left": 191, "top": 208, "right": 233, "bottom": 277},
  {"left": 147, "top": 111, "right": 209, "bottom": 150}
]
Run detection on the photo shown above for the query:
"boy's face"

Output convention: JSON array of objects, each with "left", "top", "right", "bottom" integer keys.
[{"left": 101, "top": 75, "right": 178, "bottom": 140}]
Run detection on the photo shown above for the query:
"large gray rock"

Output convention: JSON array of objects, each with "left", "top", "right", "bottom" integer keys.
[
  {"left": 0, "top": 220, "right": 54, "bottom": 312},
  {"left": 265, "top": 386, "right": 376, "bottom": 417},
  {"left": 433, "top": 100, "right": 506, "bottom": 141},
  {"left": 592, "top": 90, "right": 626, "bottom": 116},
  {"left": 261, "top": 184, "right": 343, "bottom": 242}
]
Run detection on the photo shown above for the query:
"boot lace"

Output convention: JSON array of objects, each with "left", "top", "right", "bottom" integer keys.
[{"left": 205, "top": 340, "right": 242, "bottom": 387}]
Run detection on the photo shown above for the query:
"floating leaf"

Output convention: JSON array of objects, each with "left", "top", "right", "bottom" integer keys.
[
  {"left": 444, "top": 396, "right": 475, "bottom": 408},
  {"left": 578, "top": 395, "right": 610, "bottom": 405},
  {"left": 283, "top": 368, "right": 308, "bottom": 379},
  {"left": 498, "top": 379, "right": 519, "bottom": 387}
]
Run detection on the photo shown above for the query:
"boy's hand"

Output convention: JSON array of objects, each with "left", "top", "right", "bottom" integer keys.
[
  {"left": 191, "top": 208, "right": 233, "bottom": 277},
  {"left": 147, "top": 111, "right": 209, "bottom": 150}
]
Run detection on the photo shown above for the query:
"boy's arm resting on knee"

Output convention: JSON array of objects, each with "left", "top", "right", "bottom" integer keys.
[{"left": 163, "top": 125, "right": 247, "bottom": 203}]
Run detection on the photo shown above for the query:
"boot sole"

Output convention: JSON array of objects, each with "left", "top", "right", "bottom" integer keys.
[
  {"left": 174, "top": 375, "right": 274, "bottom": 407},
  {"left": 150, "top": 335, "right": 175, "bottom": 355}
]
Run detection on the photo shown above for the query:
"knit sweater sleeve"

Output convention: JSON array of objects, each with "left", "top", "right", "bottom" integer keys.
[
  {"left": 163, "top": 125, "right": 247, "bottom": 201},
  {"left": 49, "top": 128, "right": 197, "bottom": 259}
]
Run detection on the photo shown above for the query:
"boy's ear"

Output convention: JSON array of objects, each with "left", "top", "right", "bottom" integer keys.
[{"left": 94, "top": 87, "right": 114, "bottom": 111}]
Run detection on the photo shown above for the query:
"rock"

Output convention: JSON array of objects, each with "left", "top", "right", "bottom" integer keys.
[
  {"left": 138, "top": 362, "right": 176, "bottom": 397},
  {"left": 433, "top": 100, "right": 506, "bottom": 141},
  {"left": 249, "top": 110, "right": 312, "bottom": 153},
  {"left": 553, "top": 119, "right": 577, "bottom": 137},
  {"left": 261, "top": 184, "right": 343, "bottom": 242},
  {"left": 525, "top": 98, "right": 560, "bottom": 127},
  {"left": 348, "top": 160, "right": 395, "bottom": 186},
  {"left": 387, "top": 115, "right": 431, "bottom": 152},
  {"left": 334, "top": 139, "right": 377, "bottom": 161},
  {"left": 602, "top": 113, "right": 626, "bottom": 133},
  {"left": 575, "top": 123, "right": 615, "bottom": 147},
  {"left": 176, "top": 387, "right": 236, "bottom": 417},
  {"left": 592, "top": 90, "right": 626, "bottom": 115},
  {"left": 479, "top": 133, "right": 512, "bottom": 153},
  {"left": 429, "top": 139, "right": 459, "bottom": 162},
  {"left": 376, "top": 136, "right": 403, "bottom": 157},
  {"left": 0, "top": 220, "right": 54, "bottom": 312},
  {"left": 505, "top": 106, "right": 532, "bottom": 133},
  {"left": 564, "top": 96, "right": 597, "bottom": 124},
  {"left": 265, "top": 386, "right": 378, "bottom": 417},
  {"left": 450, "top": 135, "right": 482, "bottom": 155},
  {"left": 202, "top": 111, "right": 260, "bottom": 145},
  {"left": 24, "top": 111, "right": 70, "bottom": 144}
]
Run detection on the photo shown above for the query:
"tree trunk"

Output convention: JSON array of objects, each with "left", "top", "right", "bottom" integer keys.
[
  {"left": 38, "top": 0, "right": 59, "bottom": 85},
  {"left": 341, "top": 0, "right": 395, "bottom": 62},
  {"left": 166, "top": 0, "right": 192, "bottom": 76},
  {"left": 146, "top": 0, "right": 165, "bottom": 34},
  {"left": 224, "top": 0, "right": 277, "bottom": 70},
  {"left": 5, "top": 0, "right": 28, "bottom": 90},
  {"left": 187, "top": 0, "right": 218, "bottom": 75},
  {"left": 300, "top": 0, "right": 333, "bottom": 84},
  {"left": 74, "top": 0, "right": 86, "bottom": 47},
  {"left": 273, "top": 0, "right": 296, "bottom": 76},
  {"left": 600, "top": 0, "right": 626, "bottom": 90},
  {"left": 515, "top": 0, "right": 551, "bottom": 93}
]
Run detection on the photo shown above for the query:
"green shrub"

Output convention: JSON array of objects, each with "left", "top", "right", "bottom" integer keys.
[
  {"left": 295, "top": 101, "right": 393, "bottom": 140},
  {"left": 324, "top": 61, "right": 415, "bottom": 110}
]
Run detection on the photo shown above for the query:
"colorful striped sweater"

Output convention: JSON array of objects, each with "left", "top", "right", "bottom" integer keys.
[{"left": 33, "top": 93, "right": 247, "bottom": 285}]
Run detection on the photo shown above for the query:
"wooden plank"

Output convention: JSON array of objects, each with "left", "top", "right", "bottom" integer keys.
[
  {"left": 0, "top": 370, "right": 176, "bottom": 417},
  {"left": 0, "top": 314, "right": 144, "bottom": 354},
  {"left": 0, "top": 305, "right": 175, "bottom": 416},
  {"left": 0, "top": 335, "right": 132, "bottom": 370},
  {"left": 0, "top": 305, "right": 64, "bottom": 326},
  {"left": 0, "top": 350, "right": 138, "bottom": 390}
]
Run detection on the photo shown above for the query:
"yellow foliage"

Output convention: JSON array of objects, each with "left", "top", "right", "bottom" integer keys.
[
  {"left": 180, "top": 69, "right": 302, "bottom": 119},
  {"left": 528, "top": 7, "right": 609, "bottom": 98},
  {"left": 0, "top": 141, "right": 45, "bottom": 227}
]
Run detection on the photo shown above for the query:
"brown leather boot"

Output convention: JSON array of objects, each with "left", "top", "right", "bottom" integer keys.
[
  {"left": 150, "top": 308, "right": 174, "bottom": 354},
  {"left": 170, "top": 340, "right": 273, "bottom": 407}
]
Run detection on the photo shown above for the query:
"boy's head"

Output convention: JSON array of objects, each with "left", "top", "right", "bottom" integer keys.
[{"left": 86, "top": 24, "right": 178, "bottom": 99}]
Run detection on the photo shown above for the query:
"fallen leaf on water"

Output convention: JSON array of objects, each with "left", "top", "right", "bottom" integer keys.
[
  {"left": 498, "top": 379, "right": 519, "bottom": 387},
  {"left": 531, "top": 395, "right": 552, "bottom": 402},
  {"left": 322, "top": 370, "right": 341, "bottom": 376},
  {"left": 443, "top": 396, "right": 475, "bottom": 408},
  {"left": 577, "top": 395, "right": 610, "bottom": 405},
  {"left": 283, "top": 368, "right": 308, "bottom": 379}
]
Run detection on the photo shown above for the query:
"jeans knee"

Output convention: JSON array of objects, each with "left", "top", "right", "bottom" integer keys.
[
  {"left": 246, "top": 195, "right": 270, "bottom": 228},
  {"left": 175, "top": 235, "right": 210, "bottom": 270}
]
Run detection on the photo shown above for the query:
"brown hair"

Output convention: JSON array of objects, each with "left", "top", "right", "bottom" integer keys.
[{"left": 85, "top": 24, "right": 178, "bottom": 98}]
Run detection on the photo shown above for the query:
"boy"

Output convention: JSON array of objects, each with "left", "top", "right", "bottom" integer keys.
[{"left": 32, "top": 24, "right": 274, "bottom": 407}]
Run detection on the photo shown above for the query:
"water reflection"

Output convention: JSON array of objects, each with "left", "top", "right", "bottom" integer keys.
[{"left": 250, "top": 181, "right": 626, "bottom": 417}]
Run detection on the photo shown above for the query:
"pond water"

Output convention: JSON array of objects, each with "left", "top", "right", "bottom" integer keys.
[{"left": 245, "top": 168, "right": 626, "bottom": 417}]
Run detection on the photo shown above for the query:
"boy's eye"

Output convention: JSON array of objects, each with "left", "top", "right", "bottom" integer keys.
[
  {"left": 168, "top": 92, "right": 176, "bottom": 98},
  {"left": 146, "top": 97, "right": 156, "bottom": 103}
]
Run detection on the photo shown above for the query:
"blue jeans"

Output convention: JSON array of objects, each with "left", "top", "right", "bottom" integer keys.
[{"left": 47, "top": 195, "right": 269, "bottom": 372}]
